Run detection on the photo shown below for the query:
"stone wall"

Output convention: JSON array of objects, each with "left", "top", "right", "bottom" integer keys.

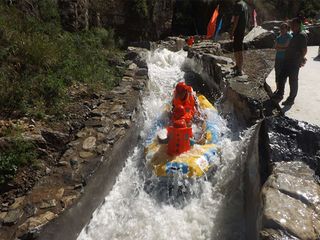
[{"left": 186, "top": 41, "right": 269, "bottom": 128}]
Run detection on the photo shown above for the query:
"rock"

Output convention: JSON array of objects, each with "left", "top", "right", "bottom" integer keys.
[
  {"left": 244, "top": 26, "right": 276, "bottom": 49},
  {"left": 0, "top": 211, "right": 7, "bottom": 223},
  {"left": 128, "top": 63, "right": 137, "bottom": 70},
  {"left": 89, "top": 109, "right": 104, "bottom": 117},
  {"left": 261, "top": 187, "right": 320, "bottom": 239},
  {"left": 10, "top": 197, "right": 25, "bottom": 210},
  {"left": 76, "top": 128, "right": 89, "bottom": 138},
  {"left": 57, "top": 161, "right": 69, "bottom": 167},
  {"left": 110, "top": 104, "right": 124, "bottom": 114},
  {"left": 264, "top": 116, "right": 320, "bottom": 176},
  {"left": 105, "top": 127, "right": 125, "bottom": 144},
  {"left": 114, "top": 119, "right": 131, "bottom": 129},
  {"left": 84, "top": 119, "right": 104, "bottom": 127},
  {"left": 17, "top": 211, "right": 56, "bottom": 237},
  {"left": 74, "top": 184, "right": 83, "bottom": 190},
  {"left": 260, "top": 228, "right": 298, "bottom": 240},
  {"left": 96, "top": 132, "right": 106, "bottom": 141},
  {"left": 129, "top": 41, "right": 157, "bottom": 50},
  {"left": 41, "top": 129, "right": 69, "bottom": 150},
  {"left": 268, "top": 162, "right": 320, "bottom": 214},
  {"left": 164, "top": 36, "right": 186, "bottom": 51},
  {"left": 39, "top": 199, "right": 57, "bottom": 209},
  {"left": 45, "top": 167, "right": 51, "bottom": 175},
  {"left": 22, "top": 134, "right": 47, "bottom": 149},
  {"left": 122, "top": 76, "right": 134, "bottom": 82},
  {"left": 79, "top": 151, "right": 95, "bottom": 159},
  {"left": 70, "top": 159, "right": 79, "bottom": 169},
  {"left": 96, "top": 144, "right": 110, "bottom": 155},
  {"left": 261, "top": 21, "right": 283, "bottom": 31},
  {"left": 124, "top": 70, "right": 135, "bottom": 77},
  {"left": 3, "top": 209, "right": 23, "bottom": 226},
  {"left": 97, "top": 126, "right": 111, "bottom": 134},
  {"left": 202, "top": 54, "right": 233, "bottom": 65},
  {"left": 124, "top": 51, "right": 139, "bottom": 61},
  {"left": 61, "top": 195, "right": 78, "bottom": 209},
  {"left": 82, "top": 136, "right": 96, "bottom": 150},
  {"left": 135, "top": 68, "right": 148, "bottom": 76},
  {"left": 23, "top": 204, "right": 37, "bottom": 218}
]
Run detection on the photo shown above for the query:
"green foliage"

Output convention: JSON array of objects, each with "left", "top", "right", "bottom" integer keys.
[
  {"left": 132, "top": 0, "right": 149, "bottom": 20},
  {"left": 0, "top": 3, "right": 123, "bottom": 118},
  {"left": 0, "top": 139, "right": 37, "bottom": 185}
]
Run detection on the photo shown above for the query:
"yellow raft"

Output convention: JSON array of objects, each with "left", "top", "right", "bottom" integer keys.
[{"left": 145, "top": 95, "right": 220, "bottom": 178}]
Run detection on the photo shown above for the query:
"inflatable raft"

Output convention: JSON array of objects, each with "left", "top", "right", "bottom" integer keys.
[{"left": 145, "top": 95, "right": 220, "bottom": 178}]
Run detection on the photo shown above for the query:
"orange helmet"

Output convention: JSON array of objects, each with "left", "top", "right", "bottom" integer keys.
[{"left": 175, "top": 82, "right": 187, "bottom": 94}]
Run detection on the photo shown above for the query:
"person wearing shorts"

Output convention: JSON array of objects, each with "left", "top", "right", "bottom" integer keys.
[{"left": 230, "top": 0, "right": 249, "bottom": 76}]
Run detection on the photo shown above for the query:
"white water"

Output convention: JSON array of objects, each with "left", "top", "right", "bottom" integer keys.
[{"left": 78, "top": 49, "right": 246, "bottom": 240}]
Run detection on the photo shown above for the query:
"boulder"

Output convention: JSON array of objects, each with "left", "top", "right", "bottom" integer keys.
[
  {"left": 82, "top": 136, "right": 96, "bottom": 150},
  {"left": 41, "top": 129, "right": 69, "bottom": 151},
  {"left": 264, "top": 116, "right": 320, "bottom": 176},
  {"left": 244, "top": 26, "right": 276, "bottom": 49},
  {"left": 262, "top": 188, "right": 319, "bottom": 239},
  {"left": 17, "top": 211, "right": 56, "bottom": 237},
  {"left": 260, "top": 162, "right": 320, "bottom": 239},
  {"left": 261, "top": 21, "right": 283, "bottom": 31},
  {"left": 3, "top": 209, "right": 23, "bottom": 226}
]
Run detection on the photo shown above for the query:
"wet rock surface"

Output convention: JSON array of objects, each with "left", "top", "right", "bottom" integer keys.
[
  {"left": 260, "top": 161, "right": 320, "bottom": 240},
  {"left": 259, "top": 116, "right": 320, "bottom": 239},
  {"left": 264, "top": 116, "right": 320, "bottom": 176}
]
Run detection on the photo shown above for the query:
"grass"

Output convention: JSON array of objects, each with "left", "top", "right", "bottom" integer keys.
[
  {"left": 0, "top": 2, "right": 124, "bottom": 118},
  {"left": 0, "top": 2, "right": 124, "bottom": 185},
  {"left": 0, "top": 138, "right": 38, "bottom": 185}
]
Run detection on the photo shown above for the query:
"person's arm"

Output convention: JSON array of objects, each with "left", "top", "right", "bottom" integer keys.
[{"left": 300, "top": 35, "right": 308, "bottom": 67}]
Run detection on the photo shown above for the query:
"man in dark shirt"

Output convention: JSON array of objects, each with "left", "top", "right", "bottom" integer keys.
[
  {"left": 230, "top": 0, "right": 249, "bottom": 76},
  {"left": 273, "top": 18, "right": 308, "bottom": 105}
]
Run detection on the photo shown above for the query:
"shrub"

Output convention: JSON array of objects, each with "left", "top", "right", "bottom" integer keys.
[
  {"left": 0, "top": 2, "right": 123, "bottom": 117},
  {"left": 0, "top": 139, "right": 37, "bottom": 185}
]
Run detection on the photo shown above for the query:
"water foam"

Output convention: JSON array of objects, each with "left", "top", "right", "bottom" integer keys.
[{"left": 78, "top": 49, "right": 245, "bottom": 240}]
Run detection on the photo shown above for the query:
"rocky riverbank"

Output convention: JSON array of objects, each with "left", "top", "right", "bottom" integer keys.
[{"left": 0, "top": 47, "right": 149, "bottom": 240}]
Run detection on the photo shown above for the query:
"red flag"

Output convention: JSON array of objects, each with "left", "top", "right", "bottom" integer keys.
[
  {"left": 253, "top": 9, "right": 257, "bottom": 27},
  {"left": 206, "top": 5, "right": 219, "bottom": 39}
]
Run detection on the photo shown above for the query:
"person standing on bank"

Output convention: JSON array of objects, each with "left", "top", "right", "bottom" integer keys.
[
  {"left": 273, "top": 18, "right": 307, "bottom": 106},
  {"left": 273, "top": 22, "right": 292, "bottom": 91},
  {"left": 229, "top": 0, "right": 249, "bottom": 76}
]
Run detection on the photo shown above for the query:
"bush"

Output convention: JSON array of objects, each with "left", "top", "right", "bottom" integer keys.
[
  {"left": 0, "top": 3, "right": 124, "bottom": 117},
  {"left": 0, "top": 139, "right": 37, "bottom": 185}
]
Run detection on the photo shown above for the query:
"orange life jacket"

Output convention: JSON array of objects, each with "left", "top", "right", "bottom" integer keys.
[
  {"left": 167, "top": 126, "right": 193, "bottom": 156},
  {"left": 173, "top": 87, "right": 196, "bottom": 119}
]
